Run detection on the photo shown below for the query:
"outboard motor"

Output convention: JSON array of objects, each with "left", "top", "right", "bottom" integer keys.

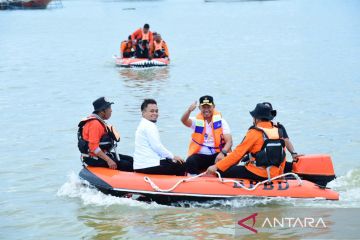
[{"left": 292, "top": 155, "right": 336, "bottom": 187}]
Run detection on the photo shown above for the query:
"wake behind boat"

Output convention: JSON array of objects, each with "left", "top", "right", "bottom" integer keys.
[{"left": 79, "top": 155, "right": 339, "bottom": 205}]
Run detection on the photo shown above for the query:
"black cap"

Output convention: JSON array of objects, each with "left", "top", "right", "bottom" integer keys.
[
  {"left": 93, "top": 97, "right": 114, "bottom": 113},
  {"left": 199, "top": 95, "right": 214, "bottom": 106},
  {"left": 144, "top": 23, "right": 150, "bottom": 29},
  {"left": 250, "top": 103, "right": 276, "bottom": 120}
]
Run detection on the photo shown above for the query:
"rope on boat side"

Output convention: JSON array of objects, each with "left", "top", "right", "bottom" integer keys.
[
  {"left": 215, "top": 171, "right": 303, "bottom": 191},
  {"left": 144, "top": 172, "right": 207, "bottom": 192},
  {"left": 144, "top": 171, "right": 302, "bottom": 193}
]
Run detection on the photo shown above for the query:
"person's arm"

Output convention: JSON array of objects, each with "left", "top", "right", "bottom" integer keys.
[
  {"left": 215, "top": 118, "right": 233, "bottom": 162},
  {"left": 207, "top": 130, "right": 258, "bottom": 174},
  {"left": 278, "top": 123, "right": 301, "bottom": 160},
  {"left": 284, "top": 138, "right": 302, "bottom": 160},
  {"left": 215, "top": 133, "right": 233, "bottom": 163},
  {"left": 145, "top": 123, "right": 174, "bottom": 159},
  {"left": 131, "top": 29, "right": 140, "bottom": 42},
  {"left": 87, "top": 121, "right": 117, "bottom": 169},
  {"left": 96, "top": 151, "right": 117, "bottom": 169},
  {"left": 181, "top": 101, "right": 197, "bottom": 127}
]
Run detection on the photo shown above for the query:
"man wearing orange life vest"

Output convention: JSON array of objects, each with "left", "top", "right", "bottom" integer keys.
[
  {"left": 181, "top": 96, "right": 233, "bottom": 175},
  {"left": 120, "top": 35, "right": 135, "bottom": 58},
  {"left": 150, "top": 34, "right": 169, "bottom": 58},
  {"left": 207, "top": 103, "right": 287, "bottom": 180},
  {"left": 77, "top": 97, "right": 133, "bottom": 171},
  {"left": 131, "top": 23, "right": 153, "bottom": 45}
]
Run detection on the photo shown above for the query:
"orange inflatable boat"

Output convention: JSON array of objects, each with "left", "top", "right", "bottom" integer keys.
[
  {"left": 79, "top": 155, "right": 339, "bottom": 204},
  {"left": 115, "top": 56, "right": 169, "bottom": 68}
]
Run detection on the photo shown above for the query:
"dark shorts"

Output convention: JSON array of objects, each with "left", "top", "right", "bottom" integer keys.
[{"left": 185, "top": 153, "right": 219, "bottom": 174}]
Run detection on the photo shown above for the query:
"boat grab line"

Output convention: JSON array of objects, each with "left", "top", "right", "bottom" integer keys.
[{"left": 144, "top": 172, "right": 302, "bottom": 193}]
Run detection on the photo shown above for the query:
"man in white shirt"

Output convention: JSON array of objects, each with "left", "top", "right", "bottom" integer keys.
[
  {"left": 181, "top": 95, "right": 233, "bottom": 175},
  {"left": 134, "top": 99, "right": 185, "bottom": 175}
]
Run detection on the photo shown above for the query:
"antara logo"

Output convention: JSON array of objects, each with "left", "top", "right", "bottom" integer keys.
[
  {"left": 237, "top": 213, "right": 327, "bottom": 234},
  {"left": 237, "top": 213, "right": 258, "bottom": 234}
]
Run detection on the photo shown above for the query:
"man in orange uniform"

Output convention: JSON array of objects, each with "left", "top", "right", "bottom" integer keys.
[
  {"left": 131, "top": 23, "right": 153, "bottom": 45},
  {"left": 150, "top": 34, "right": 169, "bottom": 58},
  {"left": 207, "top": 102, "right": 287, "bottom": 180},
  {"left": 120, "top": 35, "right": 135, "bottom": 58},
  {"left": 131, "top": 24, "right": 153, "bottom": 59},
  {"left": 78, "top": 97, "right": 133, "bottom": 171}
]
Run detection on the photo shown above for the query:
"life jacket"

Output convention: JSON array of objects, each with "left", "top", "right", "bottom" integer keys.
[
  {"left": 249, "top": 124, "right": 286, "bottom": 168},
  {"left": 188, "top": 110, "right": 225, "bottom": 156},
  {"left": 121, "top": 41, "right": 133, "bottom": 53},
  {"left": 154, "top": 40, "right": 164, "bottom": 51},
  {"left": 141, "top": 29, "right": 150, "bottom": 41},
  {"left": 77, "top": 114, "right": 120, "bottom": 154}
]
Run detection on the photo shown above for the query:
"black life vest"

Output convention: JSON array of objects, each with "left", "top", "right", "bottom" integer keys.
[
  {"left": 77, "top": 114, "right": 120, "bottom": 154},
  {"left": 249, "top": 124, "right": 286, "bottom": 168}
]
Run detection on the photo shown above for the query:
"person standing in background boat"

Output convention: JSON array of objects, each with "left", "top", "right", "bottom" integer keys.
[
  {"left": 150, "top": 33, "right": 170, "bottom": 59},
  {"left": 134, "top": 99, "right": 185, "bottom": 175},
  {"left": 77, "top": 97, "right": 133, "bottom": 171},
  {"left": 207, "top": 102, "right": 288, "bottom": 180},
  {"left": 131, "top": 23, "right": 153, "bottom": 58},
  {"left": 131, "top": 23, "right": 153, "bottom": 44},
  {"left": 181, "top": 96, "right": 233, "bottom": 175},
  {"left": 120, "top": 35, "right": 135, "bottom": 58}
]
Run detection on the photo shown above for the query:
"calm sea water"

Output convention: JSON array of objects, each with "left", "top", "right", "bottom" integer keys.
[{"left": 1, "top": 0, "right": 360, "bottom": 239}]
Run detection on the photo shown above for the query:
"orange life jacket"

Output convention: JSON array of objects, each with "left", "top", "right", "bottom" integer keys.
[
  {"left": 188, "top": 110, "right": 225, "bottom": 156},
  {"left": 245, "top": 124, "right": 286, "bottom": 178},
  {"left": 121, "top": 41, "right": 133, "bottom": 53},
  {"left": 142, "top": 29, "right": 150, "bottom": 41},
  {"left": 154, "top": 40, "right": 164, "bottom": 51},
  {"left": 78, "top": 115, "right": 120, "bottom": 154}
]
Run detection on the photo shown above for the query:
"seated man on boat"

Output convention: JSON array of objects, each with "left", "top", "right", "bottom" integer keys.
[
  {"left": 131, "top": 23, "right": 153, "bottom": 46},
  {"left": 262, "top": 102, "right": 301, "bottom": 172},
  {"left": 150, "top": 33, "right": 169, "bottom": 59},
  {"left": 207, "top": 102, "right": 287, "bottom": 180},
  {"left": 134, "top": 40, "right": 150, "bottom": 59},
  {"left": 181, "top": 96, "right": 233, "bottom": 175},
  {"left": 77, "top": 97, "right": 133, "bottom": 171},
  {"left": 134, "top": 99, "right": 185, "bottom": 175},
  {"left": 120, "top": 35, "right": 135, "bottom": 58}
]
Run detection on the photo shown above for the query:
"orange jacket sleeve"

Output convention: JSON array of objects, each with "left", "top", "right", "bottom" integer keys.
[
  {"left": 131, "top": 28, "right": 142, "bottom": 41},
  {"left": 84, "top": 120, "right": 106, "bottom": 153},
  {"left": 216, "top": 129, "right": 259, "bottom": 172}
]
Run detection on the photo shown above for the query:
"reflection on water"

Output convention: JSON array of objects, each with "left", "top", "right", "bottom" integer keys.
[
  {"left": 119, "top": 67, "right": 170, "bottom": 81},
  {"left": 76, "top": 201, "right": 339, "bottom": 240},
  {"left": 119, "top": 67, "right": 170, "bottom": 96},
  {"left": 78, "top": 204, "right": 235, "bottom": 240}
]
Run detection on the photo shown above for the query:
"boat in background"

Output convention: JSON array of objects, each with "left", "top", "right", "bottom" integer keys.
[
  {"left": 114, "top": 56, "right": 170, "bottom": 68},
  {"left": 0, "top": 0, "right": 54, "bottom": 10}
]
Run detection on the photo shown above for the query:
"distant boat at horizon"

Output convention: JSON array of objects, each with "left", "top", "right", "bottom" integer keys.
[{"left": 0, "top": 0, "right": 52, "bottom": 10}]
